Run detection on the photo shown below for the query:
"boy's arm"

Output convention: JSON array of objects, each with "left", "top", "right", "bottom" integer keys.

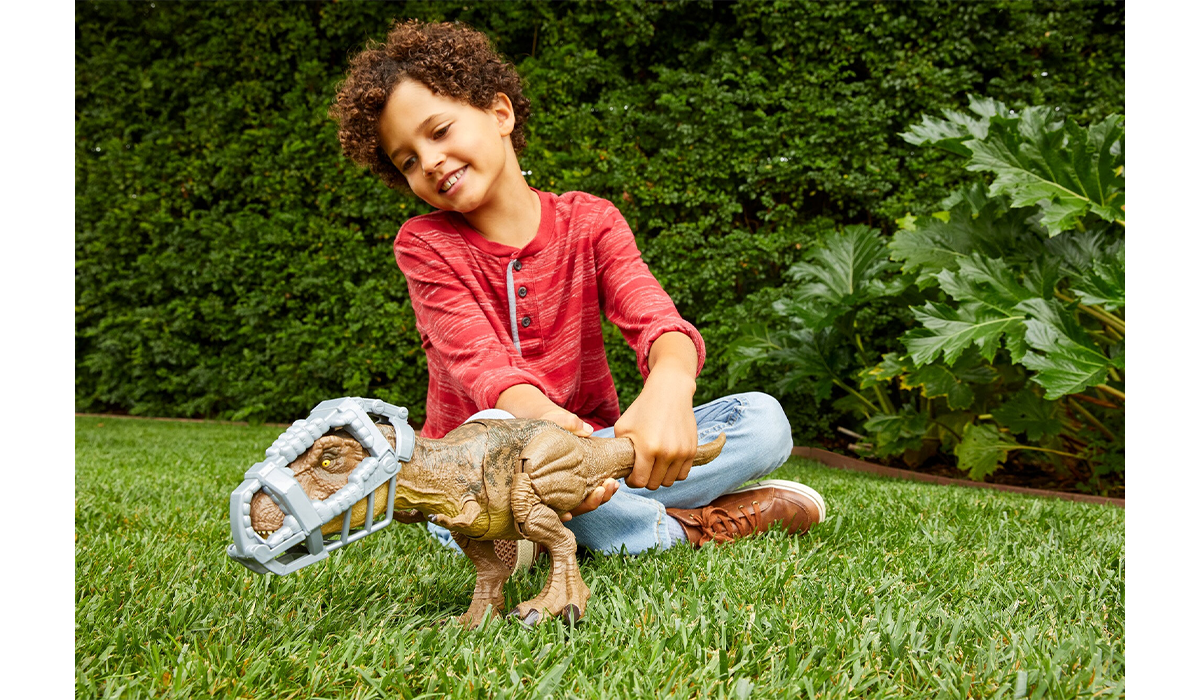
[
  {"left": 590, "top": 200, "right": 705, "bottom": 490},
  {"left": 614, "top": 331, "right": 699, "bottom": 490}
]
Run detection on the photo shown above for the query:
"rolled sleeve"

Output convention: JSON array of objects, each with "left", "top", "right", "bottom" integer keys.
[{"left": 632, "top": 319, "right": 707, "bottom": 380}]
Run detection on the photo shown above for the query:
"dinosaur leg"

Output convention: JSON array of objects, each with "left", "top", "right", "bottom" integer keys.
[
  {"left": 510, "top": 473, "right": 590, "bottom": 626},
  {"left": 450, "top": 532, "right": 509, "bottom": 629}
]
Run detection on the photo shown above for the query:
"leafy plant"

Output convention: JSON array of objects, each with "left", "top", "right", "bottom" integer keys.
[
  {"left": 75, "top": 2, "right": 1125, "bottom": 422},
  {"left": 731, "top": 98, "right": 1124, "bottom": 491}
]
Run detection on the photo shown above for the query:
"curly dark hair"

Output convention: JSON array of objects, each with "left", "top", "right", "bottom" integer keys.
[{"left": 330, "top": 20, "right": 531, "bottom": 191}]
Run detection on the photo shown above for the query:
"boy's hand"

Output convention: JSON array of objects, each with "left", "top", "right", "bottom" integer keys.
[
  {"left": 538, "top": 406, "right": 594, "bottom": 438},
  {"left": 560, "top": 478, "right": 619, "bottom": 522},
  {"left": 617, "top": 332, "right": 699, "bottom": 490},
  {"left": 497, "top": 384, "right": 594, "bottom": 437}
]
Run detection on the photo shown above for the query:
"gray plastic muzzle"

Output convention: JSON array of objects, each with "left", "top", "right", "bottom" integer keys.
[{"left": 227, "top": 397, "right": 416, "bottom": 575}]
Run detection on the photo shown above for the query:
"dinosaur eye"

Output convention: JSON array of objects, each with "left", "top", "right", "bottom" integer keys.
[{"left": 322, "top": 459, "right": 331, "bottom": 467}]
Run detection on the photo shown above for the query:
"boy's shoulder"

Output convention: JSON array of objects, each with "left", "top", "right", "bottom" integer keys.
[
  {"left": 552, "top": 189, "right": 616, "bottom": 213},
  {"left": 398, "top": 208, "right": 459, "bottom": 238},
  {"left": 547, "top": 190, "right": 626, "bottom": 233}
]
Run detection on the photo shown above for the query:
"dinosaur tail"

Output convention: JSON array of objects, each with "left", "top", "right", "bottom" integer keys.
[{"left": 602, "top": 432, "right": 727, "bottom": 482}]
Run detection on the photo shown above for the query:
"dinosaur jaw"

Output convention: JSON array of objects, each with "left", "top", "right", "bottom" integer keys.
[
  {"left": 249, "top": 490, "right": 285, "bottom": 536},
  {"left": 248, "top": 482, "right": 402, "bottom": 538}
]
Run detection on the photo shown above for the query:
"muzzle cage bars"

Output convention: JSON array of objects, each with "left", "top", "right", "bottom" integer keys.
[{"left": 227, "top": 397, "right": 416, "bottom": 575}]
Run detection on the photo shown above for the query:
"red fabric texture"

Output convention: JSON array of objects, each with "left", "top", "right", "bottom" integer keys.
[{"left": 394, "top": 188, "right": 706, "bottom": 438}]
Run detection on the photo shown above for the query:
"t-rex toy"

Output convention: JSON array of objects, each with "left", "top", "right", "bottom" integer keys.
[{"left": 247, "top": 416, "right": 725, "bottom": 628}]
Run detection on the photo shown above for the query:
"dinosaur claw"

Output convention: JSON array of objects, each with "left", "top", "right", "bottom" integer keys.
[
  {"left": 509, "top": 608, "right": 541, "bottom": 627},
  {"left": 562, "top": 605, "right": 583, "bottom": 624}
]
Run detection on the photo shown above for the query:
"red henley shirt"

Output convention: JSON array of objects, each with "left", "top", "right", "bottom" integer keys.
[{"left": 394, "top": 189, "right": 706, "bottom": 438}]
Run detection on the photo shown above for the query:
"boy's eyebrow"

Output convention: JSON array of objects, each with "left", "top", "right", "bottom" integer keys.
[{"left": 388, "top": 113, "right": 445, "bottom": 160}]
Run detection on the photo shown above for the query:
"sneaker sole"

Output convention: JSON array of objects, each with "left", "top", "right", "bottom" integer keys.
[
  {"left": 493, "top": 539, "right": 536, "bottom": 577},
  {"left": 729, "top": 479, "right": 827, "bottom": 523},
  {"left": 512, "top": 539, "right": 536, "bottom": 571}
]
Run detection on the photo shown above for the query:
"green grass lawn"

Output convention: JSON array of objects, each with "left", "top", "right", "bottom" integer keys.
[{"left": 75, "top": 416, "right": 1124, "bottom": 699}]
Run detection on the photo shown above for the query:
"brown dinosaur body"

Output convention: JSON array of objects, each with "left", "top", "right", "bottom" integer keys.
[{"left": 249, "top": 418, "right": 724, "bottom": 627}]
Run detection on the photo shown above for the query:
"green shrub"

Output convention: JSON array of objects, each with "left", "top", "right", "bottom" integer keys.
[
  {"left": 731, "top": 98, "right": 1123, "bottom": 491},
  {"left": 75, "top": 1, "right": 1124, "bottom": 426}
]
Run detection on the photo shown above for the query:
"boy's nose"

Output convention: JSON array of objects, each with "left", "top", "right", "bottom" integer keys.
[{"left": 423, "top": 152, "right": 446, "bottom": 178}]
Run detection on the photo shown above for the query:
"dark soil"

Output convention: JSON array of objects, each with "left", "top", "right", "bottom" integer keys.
[{"left": 811, "top": 434, "right": 1125, "bottom": 500}]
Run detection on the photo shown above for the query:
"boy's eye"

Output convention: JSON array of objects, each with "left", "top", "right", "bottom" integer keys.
[
  {"left": 400, "top": 156, "right": 416, "bottom": 172},
  {"left": 433, "top": 124, "right": 450, "bottom": 139}
]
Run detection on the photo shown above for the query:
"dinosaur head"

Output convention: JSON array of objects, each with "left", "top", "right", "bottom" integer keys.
[{"left": 249, "top": 426, "right": 391, "bottom": 536}]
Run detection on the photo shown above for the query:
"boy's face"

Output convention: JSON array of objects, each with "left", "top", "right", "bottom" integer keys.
[{"left": 378, "top": 80, "right": 516, "bottom": 213}]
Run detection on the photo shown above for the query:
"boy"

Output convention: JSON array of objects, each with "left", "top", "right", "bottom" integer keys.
[{"left": 331, "top": 20, "right": 825, "bottom": 567}]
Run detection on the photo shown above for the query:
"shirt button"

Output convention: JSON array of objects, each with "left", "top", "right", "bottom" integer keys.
[
  {"left": 521, "top": 316, "right": 531, "bottom": 328},
  {"left": 512, "top": 260, "right": 523, "bottom": 271},
  {"left": 518, "top": 286, "right": 528, "bottom": 297}
]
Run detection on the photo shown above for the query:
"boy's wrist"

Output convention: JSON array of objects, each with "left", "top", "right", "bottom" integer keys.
[{"left": 646, "top": 331, "right": 699, "bottom": 393}]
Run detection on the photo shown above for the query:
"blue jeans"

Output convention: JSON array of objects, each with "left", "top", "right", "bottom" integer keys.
[{"left": 426, "top": 392, "right": 794, "bottom": 555}]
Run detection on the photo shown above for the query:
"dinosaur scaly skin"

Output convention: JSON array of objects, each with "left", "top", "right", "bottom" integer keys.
[{"left": 250, "top": 418, "right": 725, "bottom": 628}]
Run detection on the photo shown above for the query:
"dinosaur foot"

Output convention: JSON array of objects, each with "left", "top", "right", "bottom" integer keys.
[
  {"left": 507, "top": 578, "right": 590, "bottom": 627},
  {"left": 507, "top": 601, "right": 585, "bottom": 628},
  {"left": 456, "top": 601, "right": 503, "bottom": 629},
  {"left": 506, "top": 605, "right": 581, "bottom": 628}
]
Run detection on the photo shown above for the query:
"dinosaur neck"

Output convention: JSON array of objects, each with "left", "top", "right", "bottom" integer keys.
[{"left": 390, "top": 436, "right": 461, "bottom": 516}]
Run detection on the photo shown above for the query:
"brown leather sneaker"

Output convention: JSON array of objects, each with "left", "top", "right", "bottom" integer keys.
[
  {"left": 493, "top": 539, "right": 546, "bottom": 576},
  {"left": 666, "top": 480, "right": 826, "bottom": 547}
]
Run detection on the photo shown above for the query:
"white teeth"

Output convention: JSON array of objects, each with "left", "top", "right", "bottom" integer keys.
[{"left": 440, "top": 168, "right": 464, "bottom": 193}]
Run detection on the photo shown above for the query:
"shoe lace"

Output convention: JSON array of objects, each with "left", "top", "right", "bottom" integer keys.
[{"left": 691, "top": 502, "right": 762, "bottom": 544}]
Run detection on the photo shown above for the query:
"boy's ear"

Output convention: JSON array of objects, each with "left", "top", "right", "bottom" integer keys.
[{"left": 489, "top": 92, "right": 515, "bottom": 138}]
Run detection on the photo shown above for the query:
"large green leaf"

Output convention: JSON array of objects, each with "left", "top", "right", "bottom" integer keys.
[
  {"left": 1071, "top": 253, "right": 1124, "bottom": 310},
  {"left": 859, "top": 352, "right": 912, "bottom": 389},
  {"left": 901, "top": 359, "right": 995, "bottom": 411},
  {"left": 992, "top": 387, "right": 1062, "bottom": 441},
  {"left": 729, "top": 325, "right": 851, "bottom": 401},
  {"left": 1015, "top": 298, "right": 1116, "bottom": 399},
  {"left": 771, "top": 327, "right": 853, "bottom": 400},
  {"left": 966, "top": 110, "right": 1124, "bottom": 236},
  {"left": 933, "top": 410, "right": 974, "bottom": 450},
  {"left": 1046, "top": 231, "right": 1125, "bottom": 310},
  {"left": 935, "top": 253, "right": 1036, "bottom": 312},
  {"left": 954, "top": 423, "right": 1018, "bottom": 480},
  {"left": 780, "top": 224, "right": 903, "bottom": 328},
  {"left": 889, "top": 191, "right": 1035, "bottom": 288},
  {"left": 863, "top": 406, "right": 931, "bottom": 458},
  {"left": 898, "top": 95, "right": 1009, "bottom": 157},
  {"left": 901, "top": 98, "right": 1124, "bottom": 238},
  {"left": 726, "top": 323, "right": 776, "bottom": 386},
  {"left": 1023, "top": 257, "right": 1067, "bottom": 300},
  {"left": 903, "top": 301, "right": 1025, "bottom": 365}
]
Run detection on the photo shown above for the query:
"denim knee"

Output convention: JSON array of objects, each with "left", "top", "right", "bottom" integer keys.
[{"left": 738, "top": 391, "right": 794, "bottom": 475}]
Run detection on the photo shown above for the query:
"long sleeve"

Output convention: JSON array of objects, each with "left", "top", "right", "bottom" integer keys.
[{"left": 592, "top": 203, "right": 706, "bottom": 378}]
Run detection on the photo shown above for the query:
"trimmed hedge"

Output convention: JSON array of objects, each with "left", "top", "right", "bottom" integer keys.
[{"left": 75, "top": 0, "right": 1124, "bottom": 432}]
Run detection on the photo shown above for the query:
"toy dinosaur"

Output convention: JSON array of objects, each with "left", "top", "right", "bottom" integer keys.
[{"left": 247, "top": 416, "right": 725, "bottom": 628}]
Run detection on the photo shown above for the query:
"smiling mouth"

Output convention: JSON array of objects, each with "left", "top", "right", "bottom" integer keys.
[{"left": 439, "top": 167, "right": 467, "bottom": 193}]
